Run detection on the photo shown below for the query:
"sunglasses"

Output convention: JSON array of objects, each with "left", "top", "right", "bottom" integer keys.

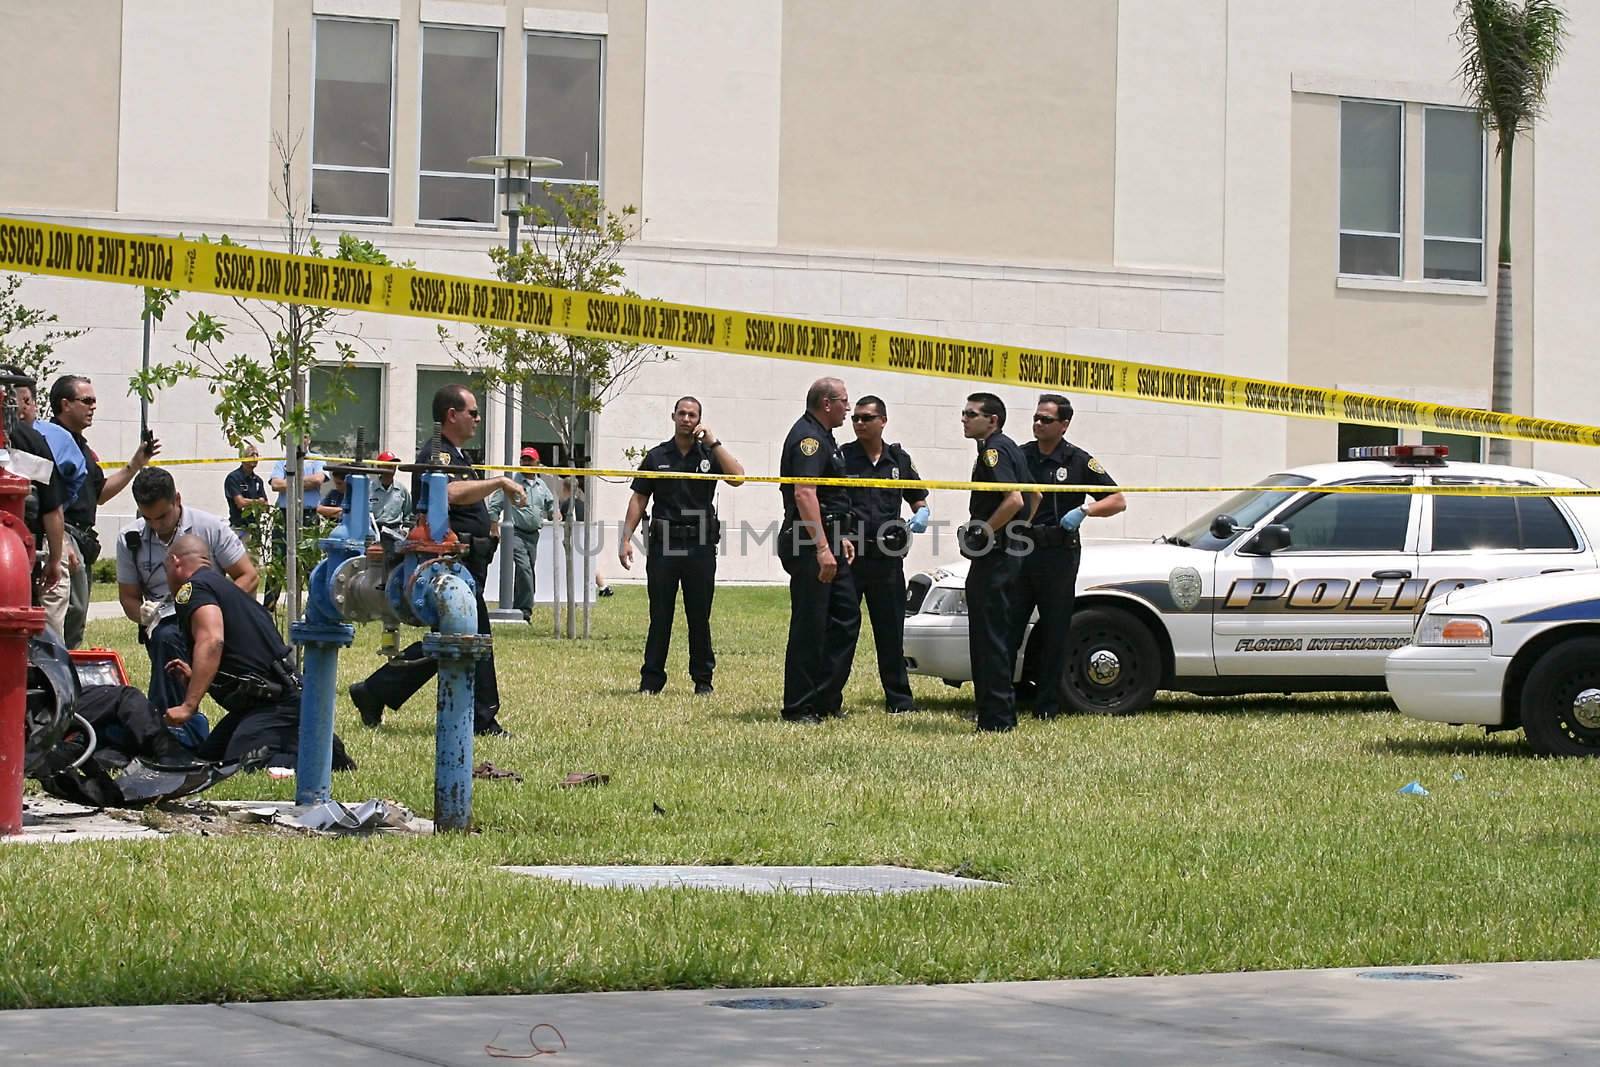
[
  {"left": 74, "top": 396, "right": 98, "bottom": 406},
  {"left": 1033, "top": 414, "right": 1062, "bottom": 424},
  {"left": 959, "top": 409, "right": 986, "bottom": 419},
  {"left": 464, "top": 409, "right": 481, "bottom": 419},
  {"left": 850, "top": 413, "right": 881, "bottom": 423}
]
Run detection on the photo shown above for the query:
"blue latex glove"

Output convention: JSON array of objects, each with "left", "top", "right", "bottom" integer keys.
[
  {"left": 907, "top": 506, "right": 930, "bottom": 534},
  {"left": 1060, "top": 507, "right": 1087, "bottom": 532}
]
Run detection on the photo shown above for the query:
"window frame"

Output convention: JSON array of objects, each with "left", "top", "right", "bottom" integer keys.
[
  {"left": 1421, "top": 104, "right": 1487, "bottom": 285},
  {"left": 310, "top": 15, "right": 398, "bottom": 225},
  {"left": 1337, "top": 98, "right": 1406, "bottom": 280},
  {"left": 523, "top": 30, "right": 607, "bottom": 212},
  {"left": 416, "top": 22, "right": 504, "bottom": 230},
  {"left": 1419, "top": 478, "right": 1586, "bottom": 555},
  {"left": 1248, "top": 477, "right": 1419, "bottom": 556},
  {"left": 309, "top": 361, "right": 388, "bottom": 458}
]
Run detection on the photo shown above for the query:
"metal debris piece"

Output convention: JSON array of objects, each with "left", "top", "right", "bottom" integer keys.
[
  {"left": 474, "top": 761, "right": 524, "bottom": 782},
  {"left": 559, "top": 772, "right": 609, "bottom": 788}
]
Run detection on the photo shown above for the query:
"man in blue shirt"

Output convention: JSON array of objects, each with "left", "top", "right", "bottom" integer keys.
[
  {"left": 17, "top": 377, "right": 84, "bottom": 640},
  {"left": 263, "top": 453, "right": 326, "bottom": 611}
]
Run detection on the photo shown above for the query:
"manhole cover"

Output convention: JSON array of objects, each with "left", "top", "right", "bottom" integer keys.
[
  {"left": 708, "top": 997, "right": 828, "bottom": 1011},
  {"left": 1356, "top": 970, "right": 1460, "bottom": 982}
]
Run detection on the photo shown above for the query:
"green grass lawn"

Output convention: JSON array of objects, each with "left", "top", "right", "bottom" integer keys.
[{"left": 5, "top": 585, "right": 1599, "bottom": 1009}]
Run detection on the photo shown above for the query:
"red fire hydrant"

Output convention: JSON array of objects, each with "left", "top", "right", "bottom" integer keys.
[{"left": 0, "top": 404, "right": 47, "bottom": 836}]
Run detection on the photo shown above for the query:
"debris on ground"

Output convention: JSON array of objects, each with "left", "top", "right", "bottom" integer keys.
[
  {"left": 559, "top": 772, "right": 609, "bottom": 788},
  {"left": 474, "top": 761, "right": 524, "bottom": 782},
  {"left": 1397, "top": 780, "right": 1430, "bottom": 796}
]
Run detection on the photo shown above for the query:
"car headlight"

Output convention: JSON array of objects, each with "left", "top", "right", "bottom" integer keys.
[
  {"left": 1415, "top": 614, "right": 1492, "bottom": 647},
  {"left": 921, "top": 587, "right": 968, "bottom": 616}
]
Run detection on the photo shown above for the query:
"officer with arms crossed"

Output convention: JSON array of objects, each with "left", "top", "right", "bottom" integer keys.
[
  {"left": 224, "top": 443, "right": 268, "bottom": 543},
  {"left": 958, "top": 392, "right": 1035, "bottom": 733},
  {"left": 1012, "top": 394, "right": 1125, "bottom": 718},
  {"left": 619, "top": 396, "right": 745, "bottom": 694},
  {"left": 116, "top": 467, "right": 258, "bottom": 745},
  {"left": 350, "top": 383, "right": 525, "bottom": 736},
  {"left": 163, "top": 534, "right": 353, "bottom": 770},
  {"left": 833, "top": 395, "right": 930, "bottom": 713},
  {"left": 777, "top": 377, "right": 859, "bottom": 724}
]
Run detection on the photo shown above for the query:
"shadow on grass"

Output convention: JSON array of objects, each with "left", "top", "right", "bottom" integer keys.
[
  {"left": 1365, "top": 734, "right": 1536, "bottom": 759},
  {"left": 1141, "top": 692, "right": 1398, "bottom": 717}
]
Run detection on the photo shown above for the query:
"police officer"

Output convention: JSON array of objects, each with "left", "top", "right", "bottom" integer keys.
[
  {"left": 834, "top": 395, "right": 930, "bottom": 713},
  {"left": 115, "top": 467, "right": 257, "bottom": 745},
  {"left": 620, "top": 396, "right": 745, "bottom": 694},
  {"left": 349, "top": 383, "right": 525, "bottom": 736},
  {"left": 958, "top": 392, "right": 1035, "bottom": 733},
  {"left": 1011, "top": 394, "right": 1125, "bottom": 718},
  {"left": 163, "top": 534, "right": 353, "bottom": 771},
  {"left": 777, "top": 377, "right": 858, "bottom": 724},
  {"left": 224, "top": 443, "right": 268, "bottom": 543},
  {"left": 0, "top": 368, "right": 68, "bottom": 621}
]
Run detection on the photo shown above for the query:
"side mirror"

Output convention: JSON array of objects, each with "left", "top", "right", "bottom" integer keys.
[
  {"left": 1209, "top": 513, "right": 1240, "bottom": 539},
  {"left": 1244, "top": 523, "right": 1292, "bottom": 555}
]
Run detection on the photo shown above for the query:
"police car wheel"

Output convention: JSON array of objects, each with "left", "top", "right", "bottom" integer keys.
[
  {"left": 1061, "top": 607, "right": 1160, "bottom": 716},
  {"left": 1520, "top": 637, "right": 1600, "bottom": 757}
]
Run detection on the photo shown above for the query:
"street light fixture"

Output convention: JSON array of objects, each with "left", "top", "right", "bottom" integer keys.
[{"left": 469, "top": 154, "right": 562, "bottom": 624}]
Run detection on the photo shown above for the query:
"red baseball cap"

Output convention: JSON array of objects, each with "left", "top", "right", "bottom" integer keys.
[
  {"left": 376, "top": 450, "right": 399, "bottom": 462},
  {"left": 520, "top": 447, "right": 541, "bottom": 462}
]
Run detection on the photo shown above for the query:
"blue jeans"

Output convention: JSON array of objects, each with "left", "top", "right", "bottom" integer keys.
[{"left": 146, "top": 616, "right": 211, "bottom": 747}]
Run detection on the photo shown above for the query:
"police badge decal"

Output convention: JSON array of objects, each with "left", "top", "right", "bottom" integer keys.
[
  {"left": 1169, "top": 566, "right": 1203, "bottom": 612},
  {"left": 984, "top": 449, "right": 999, "bottom": 468},
  {"left": 698, "top": 459, "right": 711, "bottom": 473},
  {"left": 799, "top": 438, "right": 820, "bottom": 457}
]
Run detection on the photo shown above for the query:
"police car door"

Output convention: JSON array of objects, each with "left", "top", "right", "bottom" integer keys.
[
  {"left": 1414, "top": 475, "right": 1598, "bottom": 601},
  {"left": 1213, "top": 478, "right": 1421, "bottom": 677}
]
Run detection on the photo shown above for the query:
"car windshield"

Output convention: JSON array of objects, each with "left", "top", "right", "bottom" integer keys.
[{"left": 1164, "top": 474, "right": 1314, "bottom": 550}]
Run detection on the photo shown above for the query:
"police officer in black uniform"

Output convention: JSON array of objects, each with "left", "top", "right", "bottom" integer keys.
[
  {"left": 777, "top": 376, "right": 859, "bottom": 724},
  {"left": 958, "top": 392, "right": 1035, "bottom": 733},
  {"left": 834, "top": 395, "right": 930, "bottom": 712},
  {"left": 619, "top": 396, "right": 746, "bottom": 694},
  {"left": 349, "top": 383, "right": 525, "bottom": 735},
  {"left": 0, "top": 366, "right": 66, "bottom": 604},
  {"left": 1011, "top": 394, "right": 1125, "bottom": 718},
  {"left": 163, "top": 534, "right": 353, "bottom": 770}
]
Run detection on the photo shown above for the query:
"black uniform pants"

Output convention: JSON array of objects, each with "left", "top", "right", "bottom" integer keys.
[
  {"left": 76, "top": 684, "right": 174, "bottom": 764},
  {"left": 967, "top": 549, "right": 1023, "bottom": 731},
  {"left": 778, "top": 546, "right": 859, "bottom": 718},
  {"left": 361, "top": 556, "right": 502, "bottom": 731},
  {"left": 833, "top": 552, "right": 915, "bottom": 710},
  {"left": 1009, "top": 544, "right": 1082, "bottom": 718},
  {"left": 641, "top": 540, "right": 717, "bottom": 690},
  {"left": 197, "top": 700, "right": 301, "bottom": 769}
]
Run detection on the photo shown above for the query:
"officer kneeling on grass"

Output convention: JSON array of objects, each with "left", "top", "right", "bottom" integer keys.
[
  {"left": 1012, "top": 393, "right": 1125, "bottom": 719},
  {"left": 163, "top": 534, "right": 354, "bottom": 771},
  {"left": 958, "top": 392, "right": 1036, "bottom": 734}
]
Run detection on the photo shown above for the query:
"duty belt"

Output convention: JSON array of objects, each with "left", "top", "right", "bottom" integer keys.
[{"left": 1023, "top": 524, "right": 1080, "bottom": 550}]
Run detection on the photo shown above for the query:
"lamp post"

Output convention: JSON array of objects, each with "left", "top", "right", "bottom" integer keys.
[{"left": 468, "top": 154, "right": 561, "bottom": 624}]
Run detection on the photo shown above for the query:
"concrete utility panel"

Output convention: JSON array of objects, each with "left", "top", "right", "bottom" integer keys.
[
  {"left": 3, "top": 797, "right": 164, "bottom": 844},
  {"left": 499, "top": 865, "right": 1005, "bottom": 894}
]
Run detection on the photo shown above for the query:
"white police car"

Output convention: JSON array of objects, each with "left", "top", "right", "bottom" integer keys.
[
  {"left": 1386, "top": 569, "right": 1600, "bottom": 755},
  {"left": 903, "top": 446, "right": 1600, "bottom": 715}
]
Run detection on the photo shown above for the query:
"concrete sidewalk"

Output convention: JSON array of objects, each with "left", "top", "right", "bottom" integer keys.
[{"left": 2, "top": 960, "right": 1594, "bottom": 1065}]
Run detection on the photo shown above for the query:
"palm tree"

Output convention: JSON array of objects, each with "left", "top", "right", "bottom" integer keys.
[{"left": 1454, "top": 0, "right": 1567, "bottom": 465}]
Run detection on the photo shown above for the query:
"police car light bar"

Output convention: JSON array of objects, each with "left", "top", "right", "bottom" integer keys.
[{"left": 1346, "top": 444, "right": 1449, "bottom": 462}]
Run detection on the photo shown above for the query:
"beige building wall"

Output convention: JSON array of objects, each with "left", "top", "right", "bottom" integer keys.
[
  {"left": 1284, "top": 91, "right": 1534, "bottom": 467},
  {"left": 0, "top": 0, "right": 122, "bottom": 212},
  {"left": 776, "top": 0, "right": 1118, "bottom": 265}
]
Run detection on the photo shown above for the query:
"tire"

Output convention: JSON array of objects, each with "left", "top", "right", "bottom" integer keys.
[
  {"left": 1520, "top": 637, "right": 1600, "bottom": 757},
  {"left": 1060, "top": 606, "right": 1162, "bottom": 715}
]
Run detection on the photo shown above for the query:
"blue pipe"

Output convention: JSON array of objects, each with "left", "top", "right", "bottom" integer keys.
[
  {"left": 290, "top": 472, "right": 369, "bottom": 805},
  {"left": 421, "top": 566, "right": 479, "bottom": 831},
  {"left": 425, "top": 470, "right": 448, "bottom": 540}
]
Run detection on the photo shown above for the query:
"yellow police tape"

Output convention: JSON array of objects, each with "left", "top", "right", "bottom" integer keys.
[
  {"left": 107, "top": 454, "right": 1600, "bottom": 496},
  {"left": 4, "top": 215, "right": 1596, "bottom": 447}
]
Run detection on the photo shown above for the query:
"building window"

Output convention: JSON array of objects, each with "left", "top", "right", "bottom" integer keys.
[
  {"left": 312, "top": 18, "right": 395, "bottom": 221},
  {"left": 416, "top": 369, "right": 487, "bottom": 464},
  {"left": 525, "top": 33, "right": 603, "bottom": 220},
  {"left": 1420, "top": 430, "right": 1482, "bottom": 463},
  {"left": 521, "top": 377, "right": 591, "bottom": 466},
  {"left": 419, "top": 25, "right": 500, "bottom": 225},
  {"left": 1339, "top": 100, "right": 1403, "bottom": 278},
  {"left": 310, "top": 364, "right": 385, "bottom": 457},
  {"left": 1337, "top": 422, "right": 1399, "bottom": 460},
  {"left": 1423, "top": 107, "right": 1485, "bottom": 283}
]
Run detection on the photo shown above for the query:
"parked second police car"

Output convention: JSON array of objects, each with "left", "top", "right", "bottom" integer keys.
[{"left": 903, "top": 446, "right": 1600, "bottom": 715}]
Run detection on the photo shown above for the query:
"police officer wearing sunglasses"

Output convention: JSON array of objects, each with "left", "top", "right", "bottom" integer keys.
[
  {"left": 958, "top": 392, "right": 1035, "bottom": 733},
  {"left": 1011, "top": 394, "right": 1125, "bottom": 718},
  {"left": 835, "top": 395, "right": 930, "bottom": 713}
]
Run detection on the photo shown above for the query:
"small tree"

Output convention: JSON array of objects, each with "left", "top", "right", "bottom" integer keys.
[
  {"left": 1454, "top": 0, "right": 1567, "bottom": 464},
  {"left": 132, "top": 134, "right": 396, "bottom": 633},
  {"left": 441, "top": 183, "right": 670, "bottom": 638},
  {"left": 0, "top": 272, "right": 86, "bottom": 384}
]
